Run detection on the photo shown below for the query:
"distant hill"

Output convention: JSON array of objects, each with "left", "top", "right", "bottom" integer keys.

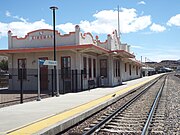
[{"left": 145, "top": 60, "right": 180, "bottom": 70}]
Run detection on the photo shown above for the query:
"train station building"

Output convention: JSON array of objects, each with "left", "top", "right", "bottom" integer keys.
[{"left": 0, "top": 25, "right": 142, "bottom": 93}]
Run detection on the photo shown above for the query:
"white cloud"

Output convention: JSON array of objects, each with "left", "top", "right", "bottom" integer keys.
[
  {"left": 131, "top": 45, "right": 143, "bottom": 49},
  {"left": 144, "top": 53, "right": 180, "bottom": 62},
  {"left": 0, "top": 22, "right": 8, "bottom": 38},
  {"left": 56, "top": 23, "right": 75, "bottom": 33},
  {"left": 5, "top": 10, "right": 28, "bottom": 22},
  {"left": 137, "top": 1, "right": 146, "bottom": 5},
  {"left": 0, "top": 19, "right": 52, "bottom": 38},
  {"left": 0, "top": 8, "right": 152, "bottom": 39},
  {"left": 167, "top": 14, "right": 180, "bottom": 26},
  {"left": 5, "top": 11, "right": 11, "bottom": 17},
  {"left": 150, "top": 23, "right": 166, "bottom": 32},
  {"left": 137, "top": 48, "right": 180, "bottom": 62},
  {"left": 77, "top": 8, "right": 151, "bottom": 34}
]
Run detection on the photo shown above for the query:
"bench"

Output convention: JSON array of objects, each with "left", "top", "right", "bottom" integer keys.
[{"left": 88, "top": 80, "right": 95, "bottom": 89}]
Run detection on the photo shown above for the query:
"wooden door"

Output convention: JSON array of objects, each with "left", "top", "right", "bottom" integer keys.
[{"left": 39, "top": 57, "right": 48, "bottom": 91}]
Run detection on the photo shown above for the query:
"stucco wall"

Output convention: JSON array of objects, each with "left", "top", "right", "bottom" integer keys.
[
  {"left": 121, "top": 61, "right": 141, "bottom": 82},
  {"left": 9, "top": 30, "right": 77, "bottom": 49},
  {"left": 6, "top": 26, "right": 141, "bottom": 91},
  {"left": 80, "top": 33, "right": 95, "bottom": 45}
]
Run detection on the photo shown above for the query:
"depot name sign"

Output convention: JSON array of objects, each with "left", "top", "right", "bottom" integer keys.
[
  {"left": 30, "top": 35, "right": 53, "bottom": 40},
  {"left": 29, "top": 31, "right": 54, "bottom": 41}
]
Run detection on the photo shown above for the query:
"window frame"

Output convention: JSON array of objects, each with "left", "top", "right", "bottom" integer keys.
[
  {"left": 88, "top": 58, "right": 92, "bottom": 78},
  {"left": 61, "top": 56, "right": 71, "bottom": 79},
  {"left": 100, "top": 59, "right": 107, "bottom": 77},
  {"left": 125, "top": 63, "right": 127, "bottom": 72},
  {"left": 83, "top": 57, "right": 87, "bottom": 78},
  {"left": 93, "top": 59, "right": 96, "bottom": 78},
  {"left": 136, "top": 66, "right": 138, "bottom": 75},
  {"left": 118, "top": 61, "right": 120, "bottom": 77},
  {"left": 129, "top": 64, "right": 131, "bottom": 76}
]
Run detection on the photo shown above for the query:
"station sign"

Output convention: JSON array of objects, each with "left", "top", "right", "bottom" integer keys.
[
  {"left": 43, "top": 60, "right": 57, "bottom": 66},
  {"left": 39, "top": 60, "right": 57, "bottom": 66}
]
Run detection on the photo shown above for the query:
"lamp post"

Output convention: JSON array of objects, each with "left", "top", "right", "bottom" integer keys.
[{"left": 50, "top": 6, "right": 58, "bottom": 97}]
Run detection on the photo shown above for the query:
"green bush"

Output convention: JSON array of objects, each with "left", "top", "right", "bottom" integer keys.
[{"left": 0, "top": 59, "right": 8, "bottom": 71}]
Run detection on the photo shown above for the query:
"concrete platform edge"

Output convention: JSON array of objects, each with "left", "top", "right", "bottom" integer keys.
[{"left": 36, "top": 77, "right": 157, "bottom": 135}]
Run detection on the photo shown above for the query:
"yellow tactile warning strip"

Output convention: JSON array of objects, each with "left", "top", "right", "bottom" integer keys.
[{"left": 6, "top": 77, "right": 156, "bottom": 135}]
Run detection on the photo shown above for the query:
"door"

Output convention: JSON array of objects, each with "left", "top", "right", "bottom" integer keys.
[
  {"left": 61, "top": 56, "right": 71, "bottom": 93},
  {"left": 39, "top": 57, "right": 48, "bottom": 91}
]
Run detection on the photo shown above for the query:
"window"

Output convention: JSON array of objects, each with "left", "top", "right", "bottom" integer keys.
[
  {"left": 136, "top": 66, "right": 138, "bottom": 75},
  {"left": 88, "top": 58, "right": 92, "bottom": 78},
  {"left": 118, "top": 61, "right": 120, "bottom": 77},
  {"left": 61, "top": 56, "right": 71, "bottom": 78},
  {"left": 18, "top": 59, "right": 27, "bottom": 80},
  {"left": 83, "top": 57, "right": 87, "bottom": 78},
  {"left": 129, "top": 64, "right": 131, "bottom": 76},
  {"left": 125, "top": 63, "right": 127, "bottom": 72},
  {"left": 114, "top": 60, "right": 116, "bottom": 77},
  {"left": 100, "top": 59, "right": 107, "bottom": 77},
  {"left": 93, "top": 59, "right": 96, "bottom": 78},
  {"left": 114, "top": 60, "right": 119, "bottom": 77}
]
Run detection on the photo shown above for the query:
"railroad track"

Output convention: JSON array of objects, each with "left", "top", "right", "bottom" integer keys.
[
  {"left": 61, "top": 75, "right": 166, "bottom": 135},
  {"left": 81, "top": 75, "right": 167, "bottom": 135}
]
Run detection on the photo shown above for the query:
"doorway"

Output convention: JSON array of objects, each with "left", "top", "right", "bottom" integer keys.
[{"left": 39, "top": 57, "right": 48, "bottom": 91}]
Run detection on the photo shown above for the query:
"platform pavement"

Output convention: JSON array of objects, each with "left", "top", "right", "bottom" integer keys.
[{"left": 0, "top": 74, "right": 163, "bottom": 135}]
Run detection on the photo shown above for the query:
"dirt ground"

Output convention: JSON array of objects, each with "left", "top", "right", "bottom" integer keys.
[{"left": 0, "top": 89, "right": 51, "bottom": 108}]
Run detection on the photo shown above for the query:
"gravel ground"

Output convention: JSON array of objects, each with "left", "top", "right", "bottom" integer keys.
[
  {"left": 150, "top": 73, "right": 180, "bottom": 134},
  {"left": 163, "top": 74, "right": 179, "bottom": 134}
]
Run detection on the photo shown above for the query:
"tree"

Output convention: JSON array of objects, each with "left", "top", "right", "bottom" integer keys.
[{"left": 0, "top": 59, "right": 8, "bottom": 71}]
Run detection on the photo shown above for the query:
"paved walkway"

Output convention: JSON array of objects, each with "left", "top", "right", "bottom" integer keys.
[{"left": 0, "top": 74, "right": 162, "bottom": 134}]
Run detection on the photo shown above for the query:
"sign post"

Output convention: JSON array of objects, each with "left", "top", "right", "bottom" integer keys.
[
  {"left": 37, "top": 59, "right": 45, "bottom": 101},
  {"left": 56, "top": 63, "right": 59, "bottom": 96},
  {"left": 20, "top": 68, "right": 23, "bottom": 103}
]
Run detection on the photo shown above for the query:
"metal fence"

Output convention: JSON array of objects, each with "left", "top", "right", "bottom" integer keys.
[
  {"left": 0, "top": 73, "right": 8, "bottom": 88},
  {"left": 0, "top": 68, "right": 84, "bottom": 108}
]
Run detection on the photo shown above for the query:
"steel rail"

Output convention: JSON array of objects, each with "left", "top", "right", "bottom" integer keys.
[
  {"left": 141, "top": 76, "right": 167, "bottom": 135},
  {"left": 83, "top": 75, "right": 165, "bottom": 135}
]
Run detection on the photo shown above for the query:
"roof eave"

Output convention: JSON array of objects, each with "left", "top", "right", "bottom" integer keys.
[{"left": 110, "top": 50, "right": 135, "bottom": 58}]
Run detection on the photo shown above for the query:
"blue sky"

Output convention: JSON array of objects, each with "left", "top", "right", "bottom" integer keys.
[{"left": 0, "top": 0, "right": 180, "bottom": 62}]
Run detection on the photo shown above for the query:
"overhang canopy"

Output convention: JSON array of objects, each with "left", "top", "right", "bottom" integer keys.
[
  {"left": 0, "top": 44, "right": 109, "bottom": 55},
  {"left": 0, "top": 44, "right": 136, "bottom": 59},
  {"left": 122, "top": 58, "right": 142, "bottom": 66},
  {"left": 109, "top": 50, "right": 135, "bottom": 58}
]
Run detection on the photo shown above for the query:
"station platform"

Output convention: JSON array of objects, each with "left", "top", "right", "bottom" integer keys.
[{"left": 0, "top": 74, "right": 163, "bottom": 135}]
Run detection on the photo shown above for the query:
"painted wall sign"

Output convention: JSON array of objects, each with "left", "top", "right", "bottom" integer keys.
[{"left": 29, "top": 35, "right": 53, "bottom": 40}]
